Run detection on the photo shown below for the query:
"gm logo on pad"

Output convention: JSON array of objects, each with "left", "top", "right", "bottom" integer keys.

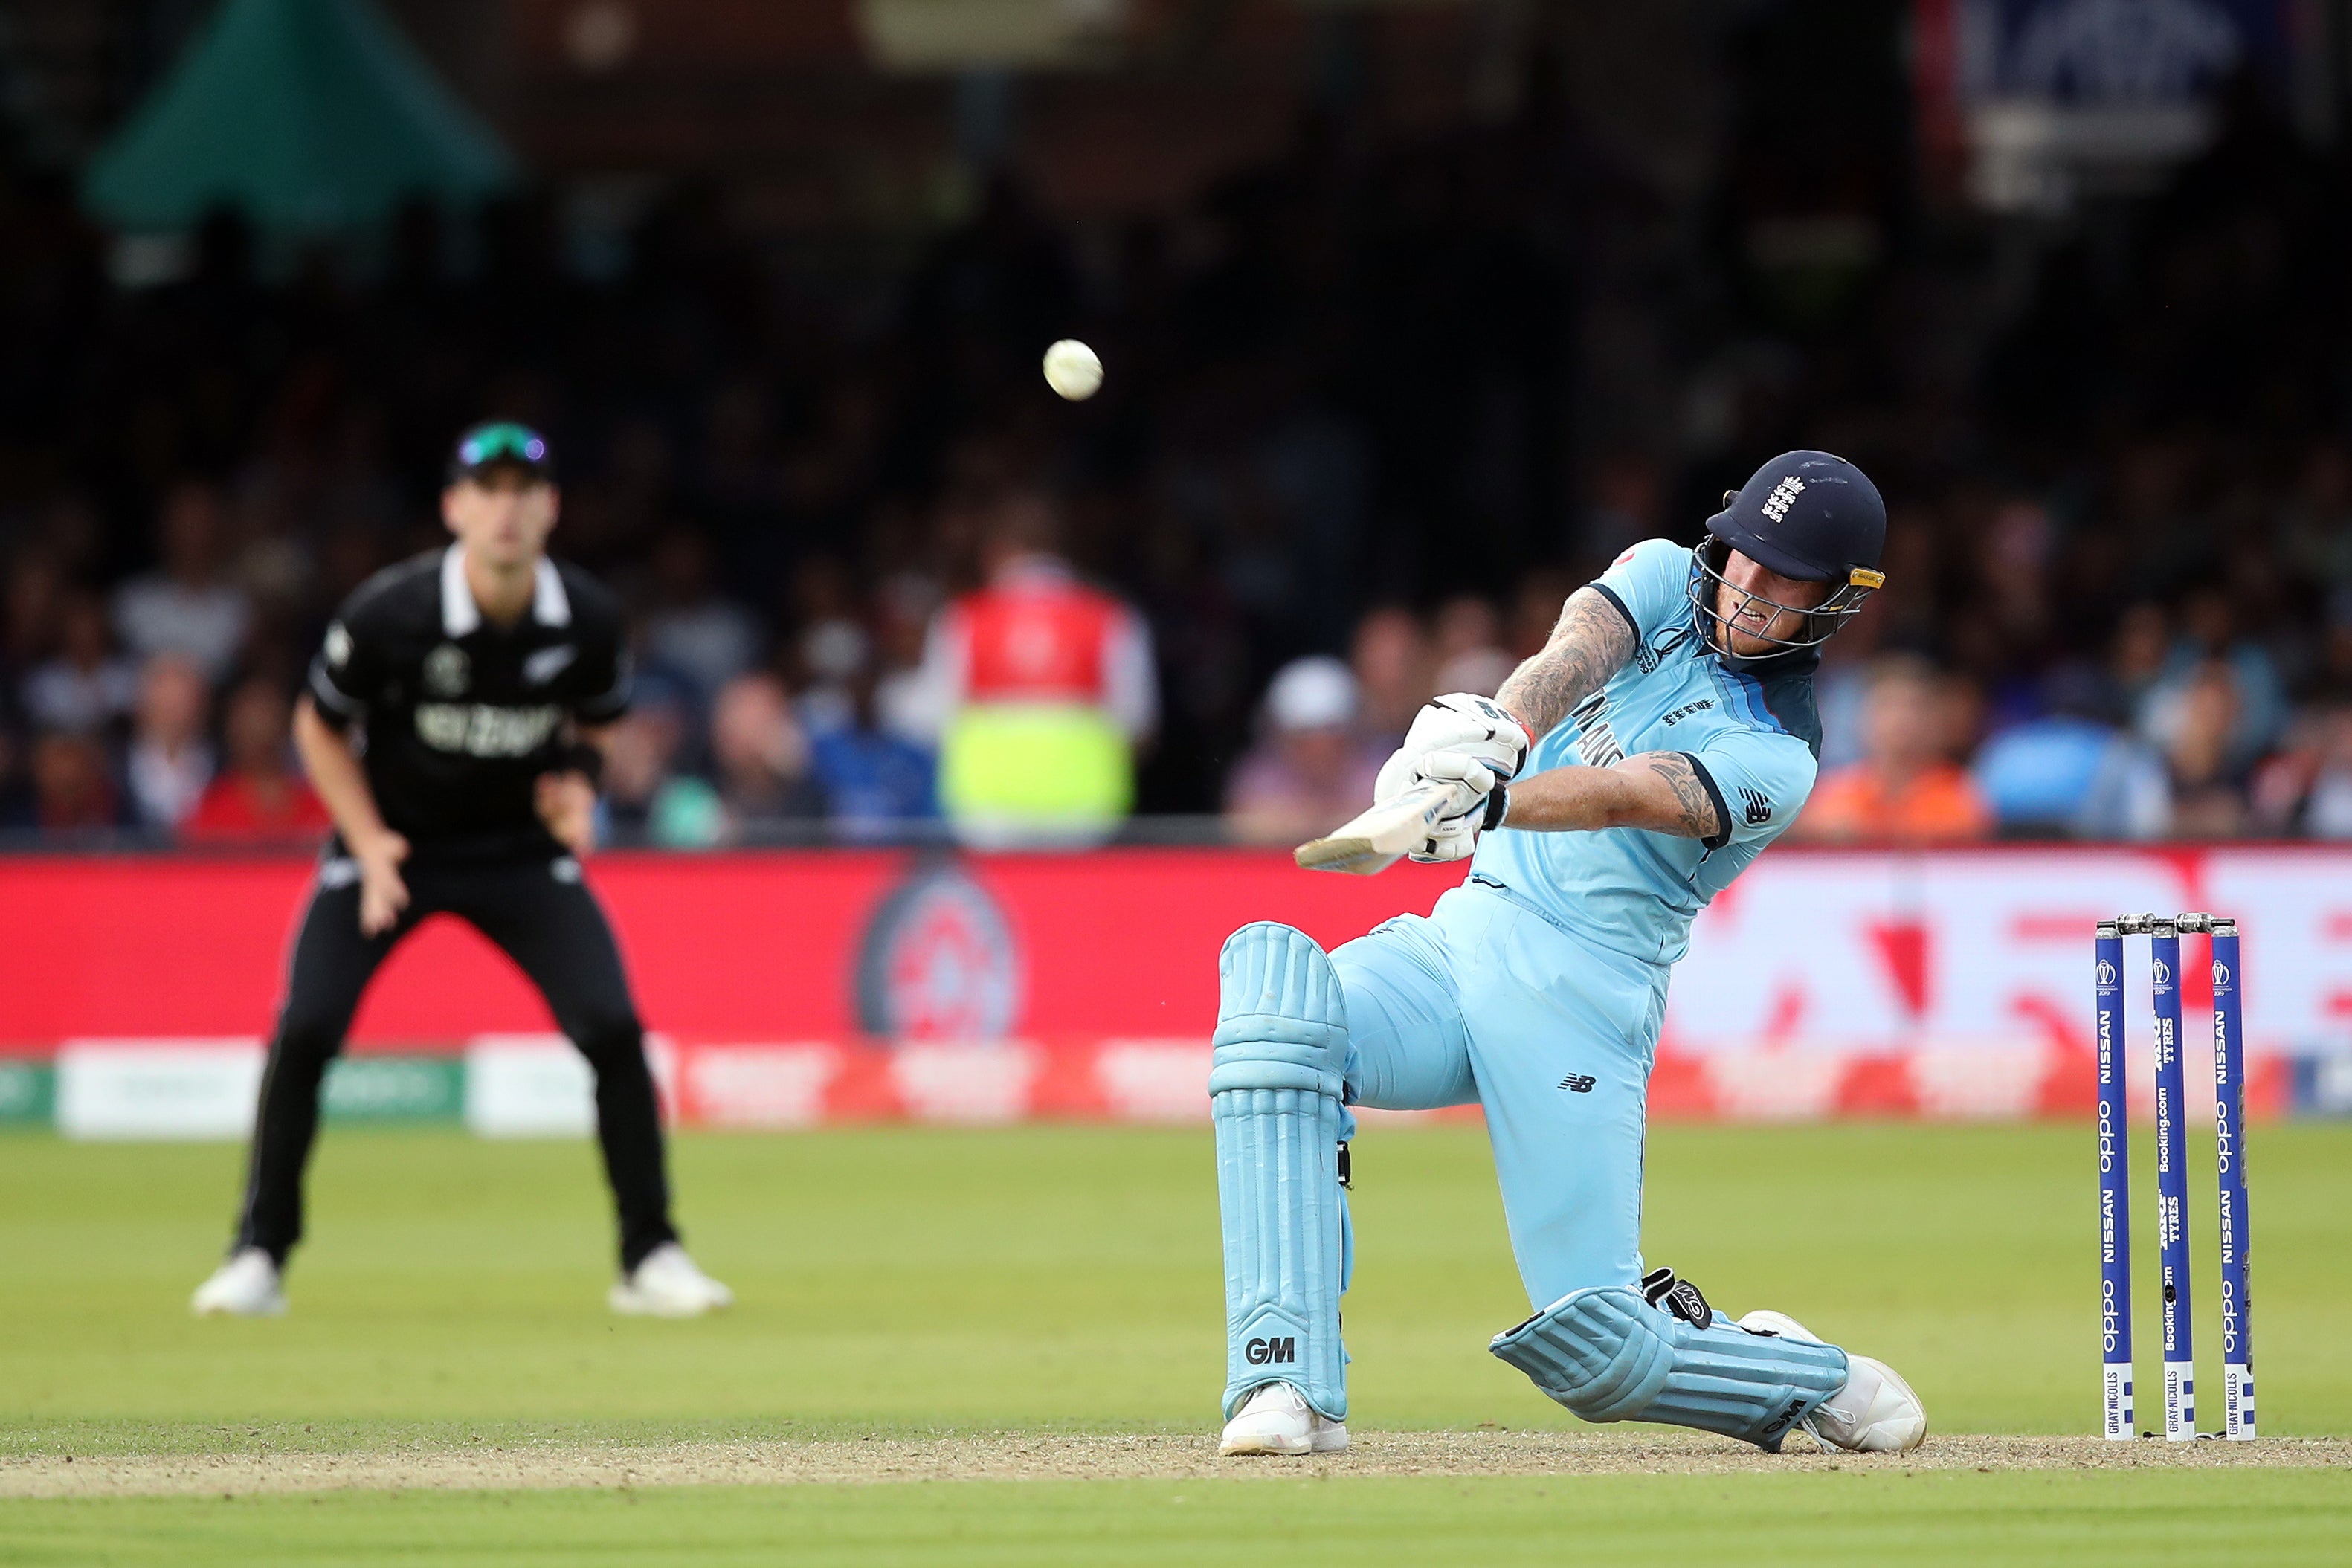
[{"left": 1246, "top": 1337, "right": 1297, "bottom": 1366}]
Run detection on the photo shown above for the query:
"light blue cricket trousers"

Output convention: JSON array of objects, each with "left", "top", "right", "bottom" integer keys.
[{"left": 1333, "top": 879, "right": 1669, "bottom": 1310}]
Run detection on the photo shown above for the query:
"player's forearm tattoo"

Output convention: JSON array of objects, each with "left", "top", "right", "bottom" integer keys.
[
  {"left": 1495, "top": 587, "right": 1637, "bottom": 739},
  {"left": 1634, "top": 752, "right": 1721, "bottom": 841}
]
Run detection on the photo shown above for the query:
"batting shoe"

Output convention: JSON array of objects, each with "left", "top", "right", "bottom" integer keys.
[
  {"left": 1218, "top": 1382, "right": 1349, "bottom": 1456},
  {"left": 608, "top": 1243, "right": 735, "bottom": 1318},
  {"left": 190, "top": 1247, "right": 286, "bottom": 1317},
  {"left": 1736, "top": 1310, "right": 1927, "bottom": 1454}
]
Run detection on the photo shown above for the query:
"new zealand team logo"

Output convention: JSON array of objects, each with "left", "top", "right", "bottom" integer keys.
[
  {"left": 523, "top": 644, "right": 577, "bottom": 685},
  {"left": 854, "top": 862, "right": 1022, "bottom": 1040}
]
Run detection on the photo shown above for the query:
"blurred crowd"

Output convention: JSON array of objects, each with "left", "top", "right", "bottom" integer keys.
[
  {"left": 4, "top": 57, "right": 2352, "bottom": 847},
  {"left": 1224, "top": 531, "right": 2352, "bottom": 848}
]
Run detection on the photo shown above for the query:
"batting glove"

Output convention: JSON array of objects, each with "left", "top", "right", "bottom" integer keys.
[
  {"left": 1374, "top": 694, "right": 1532, "bottom": 807},
  {"left": 1406, "top": 749, "right": 1510, "bottom": 863}
]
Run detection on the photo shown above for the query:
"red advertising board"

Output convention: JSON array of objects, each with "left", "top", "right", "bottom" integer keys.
[
  {"left": 5, "top": 845, "right": 2349, "bottom": 1068},
  {"left": 0, "top": 850, "right": 1466, "bottom": 1050},
  {"left": 12, "top": 846, "right": 2346, "bottom": 1126}
]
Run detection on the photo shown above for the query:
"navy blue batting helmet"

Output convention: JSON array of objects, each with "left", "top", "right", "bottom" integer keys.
[{"left": 1686, "top": 450, "right": 1887, "bottom": 655}]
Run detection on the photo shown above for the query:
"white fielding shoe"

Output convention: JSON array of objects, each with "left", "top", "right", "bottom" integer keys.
[
  {"left": 191, "top": 1248, "right": 286, "bottom": 1317},
  {"left": 608, "top": 1243, "right": 735, "bottom": 1318},
  {"left": 1737, "top": 1309, "right": 1927, "bottom": 1454},
  {"left": 1218, "top": 1382, "right": 1348, "bottom": 1456}
]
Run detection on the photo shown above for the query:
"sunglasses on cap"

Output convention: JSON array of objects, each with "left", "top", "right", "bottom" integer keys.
[{"left": 449, "top": 422, "right": 553, "bottom": 482}]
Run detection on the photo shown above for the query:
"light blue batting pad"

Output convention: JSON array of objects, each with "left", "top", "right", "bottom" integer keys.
[
  {"left": 1489, "top": 1286, "right": 1849, "bottom": 1451},
  {"left": 1211, "top": 922, "right": 1350, "bottom": 1422}
]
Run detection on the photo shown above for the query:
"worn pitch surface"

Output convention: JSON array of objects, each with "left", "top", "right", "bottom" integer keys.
[{"left": 7, "top": 1431, "right": 2351, "bottom": 1499}]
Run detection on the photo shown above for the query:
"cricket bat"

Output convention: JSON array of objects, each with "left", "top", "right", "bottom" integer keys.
[{"left": 1293, "top": 781, "right": 1475, "bottom": 874}]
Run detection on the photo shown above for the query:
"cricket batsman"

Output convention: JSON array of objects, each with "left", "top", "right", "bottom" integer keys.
[{"left": 1212, "top": 451, "right": 1929, "bottom": 1456}]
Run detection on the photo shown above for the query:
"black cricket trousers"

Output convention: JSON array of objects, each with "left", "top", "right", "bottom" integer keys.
[{"left": 231, "top": 854, "right": 678, "bottom": 1271}]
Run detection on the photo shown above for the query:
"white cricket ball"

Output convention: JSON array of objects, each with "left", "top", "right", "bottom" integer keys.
[{"left": 1043, "top": 338, "right": 1103, "bottom": 401}]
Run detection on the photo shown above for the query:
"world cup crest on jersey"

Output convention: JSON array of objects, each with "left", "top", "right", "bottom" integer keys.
[
  {"left": 854, "top": 862, "right": 1022, "bottom": 1041},
  {"left": 423, "top": 643, "right": 470, "bottom": 697}
]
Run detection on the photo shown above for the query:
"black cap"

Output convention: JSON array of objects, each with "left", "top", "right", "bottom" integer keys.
[
  {"left": 448, "top": 422, "right": 555, "bottom": 485},
  {"left": 1706, "top": 450, "right": 1885, "bottom": 583}
]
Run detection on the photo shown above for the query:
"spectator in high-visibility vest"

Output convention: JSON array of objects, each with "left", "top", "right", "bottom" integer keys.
[{"left": 917, "top": 490, "right": 1156, "bottom": 845}]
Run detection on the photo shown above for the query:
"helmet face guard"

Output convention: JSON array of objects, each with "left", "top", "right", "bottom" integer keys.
[{"left": 1684, "top": 536, "right": 1883, "bottom": 655}]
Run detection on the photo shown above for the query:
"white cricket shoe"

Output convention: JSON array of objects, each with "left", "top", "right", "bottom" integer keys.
[
  {"left": 1218, "top": 1382, "right": 1349, "bottom": 1456},
  {"left": 608, "top": 1243, "right": 734, "bottom": 1318},
  {"left": 191, "top": 1248, "right": 286, "bottom": 1317},
  {"left": 1737, "top": 1309, "right": 1927, "bottom": 1454}
]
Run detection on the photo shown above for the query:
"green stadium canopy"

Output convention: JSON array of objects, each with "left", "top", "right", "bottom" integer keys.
[{"left": 81, "top": 0, "right": 518, "bottom": 236}]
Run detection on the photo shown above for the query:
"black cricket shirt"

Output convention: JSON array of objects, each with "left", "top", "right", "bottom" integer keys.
[{"left": 306, "top": 545, "right": 631, "bottom": 860}]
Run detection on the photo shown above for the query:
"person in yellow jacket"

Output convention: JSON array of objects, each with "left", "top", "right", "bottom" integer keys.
[{"left": 916, "top": 491, "right": 1156, "bottom": 846}]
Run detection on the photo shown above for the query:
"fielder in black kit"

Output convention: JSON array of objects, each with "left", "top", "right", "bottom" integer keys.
[{"left": 192, "top": 424, "right": 732, "bottom": 1320}]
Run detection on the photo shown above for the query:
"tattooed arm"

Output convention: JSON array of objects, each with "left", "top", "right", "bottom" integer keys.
[
  {"left": 1493, "top": 587, "right": 1638, "bottom": 741},
  {"left": 1491, "top": 751, "right": 1724, "bottom": 842}
]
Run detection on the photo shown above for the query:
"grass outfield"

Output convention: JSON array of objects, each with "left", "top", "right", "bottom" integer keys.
[
  {"left": 11, "top": 1471, "right": 2352, "bottom": 1567},
  {"left": 1, "top": 1122, "right": 2348, "bottom": 1561}
]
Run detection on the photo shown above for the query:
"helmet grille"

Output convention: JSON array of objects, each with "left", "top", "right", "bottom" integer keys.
[{"left": 1684, "top": 539, "right": 1879, "bottom": 656}]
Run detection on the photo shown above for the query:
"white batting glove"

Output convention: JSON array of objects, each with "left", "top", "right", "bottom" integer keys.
[
  {"left": 1406, "top": 749, "right": 1507, "bottom": 863},
  {"left": 1374, "top": 694, "right": 1532, "bottom": 806}
]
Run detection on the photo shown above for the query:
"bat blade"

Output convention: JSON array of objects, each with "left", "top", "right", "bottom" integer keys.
[{"left": 1293, "top": 781, "right": 1470, "bottom": 874}]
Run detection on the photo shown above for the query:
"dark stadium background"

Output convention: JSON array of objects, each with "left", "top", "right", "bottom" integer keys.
[{"left": 1, "top": 1, "right": 2350, "bottom": 846}]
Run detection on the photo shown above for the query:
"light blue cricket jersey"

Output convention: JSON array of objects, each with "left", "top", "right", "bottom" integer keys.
[{"left": 1470, "top": 537, "right": 1823, "bottom": 966}]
